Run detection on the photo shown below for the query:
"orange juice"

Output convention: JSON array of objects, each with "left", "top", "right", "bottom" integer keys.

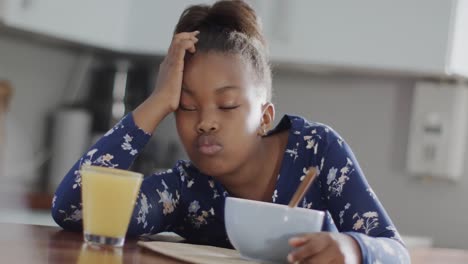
[{"left": 81, "top": 165, "right": 142, "bottom": 246}]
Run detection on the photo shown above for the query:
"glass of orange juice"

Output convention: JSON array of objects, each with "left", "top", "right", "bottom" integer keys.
[{"left": 80, "top": 165, "right": 143, "bottom": 247}]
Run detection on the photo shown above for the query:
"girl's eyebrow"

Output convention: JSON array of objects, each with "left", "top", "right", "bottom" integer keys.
[
  {"left": 215, "top": 85, "right": 239, "bottom": 94},
  {"left": 181, "top": 85, "right": 239, "bottom": 95}
]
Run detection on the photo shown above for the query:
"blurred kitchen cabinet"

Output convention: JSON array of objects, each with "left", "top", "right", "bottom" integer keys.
[
  {"left": 122, "top": 0, "right": 215, "bottom": 54},
  {"left": 1, "top": 0, "right": 467, "bottom": 78},
  {"left": 250, "top": 0, "right": 468, "bottom": 78},
  {"left": 0, "top": 0, "right": 129, "bottom": 50},
  {"left": 0, "top": 0, "right": 213, "bottom": 54}
]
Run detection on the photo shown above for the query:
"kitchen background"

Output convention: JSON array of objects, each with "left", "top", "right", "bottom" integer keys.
[{"left": 1, "top": 0, "right": 467, "bottom": 250}]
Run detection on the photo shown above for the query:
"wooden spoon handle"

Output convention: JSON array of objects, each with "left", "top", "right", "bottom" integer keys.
[{"left": 288, "top": 167, "right": 317, "bottom": 208}]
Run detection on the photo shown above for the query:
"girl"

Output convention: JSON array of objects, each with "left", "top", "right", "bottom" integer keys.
[{"left": 52, "top": 1, "right": 410, "bottom": 263}]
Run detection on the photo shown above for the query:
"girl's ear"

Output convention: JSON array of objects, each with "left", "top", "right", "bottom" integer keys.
[{"left": 261, "top": 102, "right": 275, "bottom": 131}]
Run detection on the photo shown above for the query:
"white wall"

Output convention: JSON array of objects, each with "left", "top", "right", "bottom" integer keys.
[
  {"left": 0, "top": 33, "right": 79, "bottom": 152},
  {"left": 272, "top": 70, "right": 468, "bottom": 249},
  {"left": 0, "top": 33, "right": 80, "bottom": 191}
]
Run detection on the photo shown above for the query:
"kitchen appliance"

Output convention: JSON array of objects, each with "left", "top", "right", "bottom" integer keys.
[
  {"left": 87, "top": 59, "right": 160, "bottom": 175},
  {"left": 48, "top": 107, "right": 92, "bottom": 193},
  {"left": 87, "top": 59, "right": 152, "bottom": 132}
]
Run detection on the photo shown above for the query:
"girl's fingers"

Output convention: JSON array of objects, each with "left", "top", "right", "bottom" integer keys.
[
  {"left": 288, "top": 237, "right": 308, "bottom": 247},
  {"left": 187, "top": 44, "right": 196, "bottom": 53},
  {"left": 288, "top": 245, "right": 320, "bottom": 263},
  {"left": 162, "top": 40, "right": 196, "bottom": 75},
  {"left": 299, "top": 249, "right": 337, "bottom": 264},
  {"left": 168, "top": 39, "right": 196, "bottom": 60},
  {"left": 172, "top": 31, "right": 200, "bottom": 41},
  {"left": 167, "top": 31, "right": 199, "bottom": 55},
  {"left": 170, "top": 36, "right": 198, "bottom": 55},
  {"left": 287, "top": 234, "right": 329, "bottom": 263},
  {"left": 171, "top": 32, "right": 199, "bottom": 48},
  {"left": 175, "top": 39, "right": 197, "bottom": 56}
]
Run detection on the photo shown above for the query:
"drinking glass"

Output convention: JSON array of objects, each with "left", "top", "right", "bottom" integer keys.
[{"left": 81, "top": 165, "right": 143, "bottom": 247}]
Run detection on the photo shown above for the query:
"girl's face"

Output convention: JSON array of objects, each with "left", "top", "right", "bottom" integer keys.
[{"left": 175, "top": 52, "right": 267, "bottom": 177}]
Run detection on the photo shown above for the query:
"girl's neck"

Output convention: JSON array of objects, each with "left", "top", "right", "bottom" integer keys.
[{"left": 221, "top": 130, "right": 289, "bottom": 202}]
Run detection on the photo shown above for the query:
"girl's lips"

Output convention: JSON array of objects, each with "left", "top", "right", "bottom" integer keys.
[
  {"left": 198, "top": 144, "right": 223, "bottom": 155},
  {"left": 196, "top": 135, "right": 223, "bottom": 155}
]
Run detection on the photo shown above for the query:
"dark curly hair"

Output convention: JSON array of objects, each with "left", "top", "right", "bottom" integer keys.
[{"left": 174, "top": 0, "right": 272, "bottom": 102}]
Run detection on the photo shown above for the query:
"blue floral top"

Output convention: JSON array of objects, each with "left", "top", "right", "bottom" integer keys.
[{"left": 52, "top": 113, "right": 409, "bottom": 263}]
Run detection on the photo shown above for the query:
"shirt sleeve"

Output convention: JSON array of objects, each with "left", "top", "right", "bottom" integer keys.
[
  {"left": 319, "top": 129, "right": 410, "bottom": 263},
  {"left": 51, "top": 113, "right": 183, "bottom": 237}
]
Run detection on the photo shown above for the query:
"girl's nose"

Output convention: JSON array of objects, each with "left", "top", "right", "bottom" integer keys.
[{"left": 196, "top": 119, "right": 219, "bottom": 134}]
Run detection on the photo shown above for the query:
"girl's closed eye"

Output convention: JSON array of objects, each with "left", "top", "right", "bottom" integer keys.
[{"left": 219, "top": 104, "right": 240, "bottom": 110}]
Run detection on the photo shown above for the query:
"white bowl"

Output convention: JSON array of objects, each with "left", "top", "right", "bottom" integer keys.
[{"left": 225, "top": 197, "right": 324, "bottom": 263}]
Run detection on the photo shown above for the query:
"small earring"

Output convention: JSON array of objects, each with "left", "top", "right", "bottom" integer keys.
[
  {"left": 257, "top": 129, "right": 263, "bottom": 136},
  {"left": 258, "top": 125, "right": 268, "bottom": 136}
]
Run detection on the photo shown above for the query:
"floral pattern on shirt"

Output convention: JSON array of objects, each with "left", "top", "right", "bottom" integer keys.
[
  {"left": 285, "top": 142, "right": 299, "bottom": 161},
  {"left": 326, "top": 157, "right": 353, "bottom": 198},
  {"left": 58, "top": 203, "right": 82, "bottom": 222},
  {"left": 271, "top": 189, "right": 278, "bottom": 202},
  {"left": 208, "top": 180, "right": 221, "bottom": 199},
  {"left": 156, "top": 180, "right": 180, "bottom": 215},
  {"left": 303, "top": 129, "right": 322, "bottom": 155},
  {"left": 103, "top": 119, "right": 124, "bottom": 137},
  {"left": 353, "top": 211, "right": 379, "bottom": 235},
  {"left": 52, "top": 195, "right": 57, "bottom": 208},
  {"left": 339, "top": 203, "right": 351, "bottom": 227},
  {"left": 136, "top": 192, "right": 152, "bottom": 229},
  {"left": 187, "top": 201, "right": 215, "bottom": 229},
  {"left": 367, "top": 187, "right": 377, "bottom": 200},
  {"left": 301, "top": 197, "right": 313, "bottom": 209},
  {"left": 121, "top": 134, "right": 138, "bottom": 156},
  {"left": 52, "top": 113, "right": 409, "bottom": 264}
]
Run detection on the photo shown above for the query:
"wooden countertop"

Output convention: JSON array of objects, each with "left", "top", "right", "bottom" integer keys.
[
  {"left": 1, "top": 222, "right": 468, "bottom": 264},
  {"left": 0, "top": 223, "right": 185, "bottom": 263},
  {"left": 1, "top": 188, "right": 467, "bottom": 264}
]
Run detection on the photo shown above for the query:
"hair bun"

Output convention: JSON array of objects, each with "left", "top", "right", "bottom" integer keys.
[
  {"left": 176, "top": 0, "right": 265, "bottom": 45},
  {"left": 208, "top": 1, "right": 262, "bottom": 41}
]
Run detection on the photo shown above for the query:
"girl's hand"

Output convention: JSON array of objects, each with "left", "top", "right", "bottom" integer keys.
[
  {"left": 153, "top": 31, "right": 199, "bottom": 113},
  {"left": 287, "top": 232, "right": 362, "bottom": 264},
  {"left": 133, "top": 31, "right": 199, "bottom": 133}
]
